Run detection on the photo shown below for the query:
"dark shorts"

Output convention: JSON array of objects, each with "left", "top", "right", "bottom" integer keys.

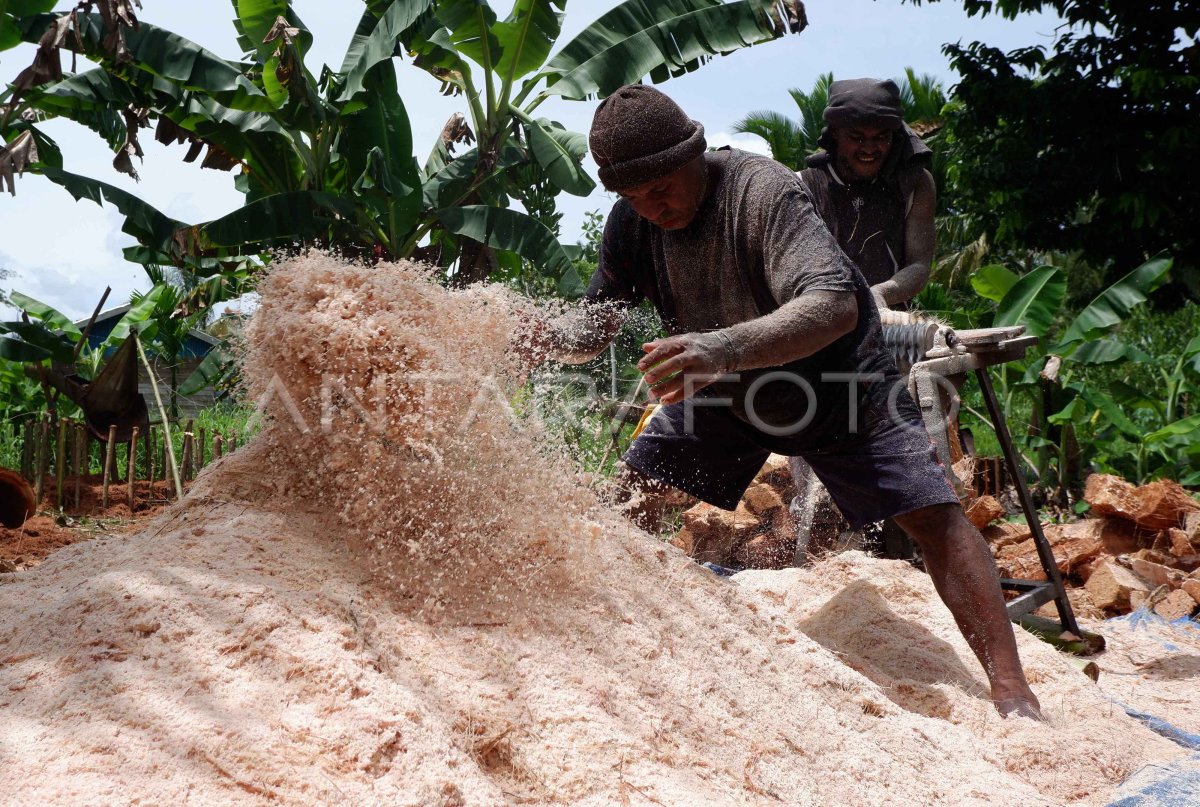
[{"left": 622, "top": 386, "right": 959, "bottom": 530}]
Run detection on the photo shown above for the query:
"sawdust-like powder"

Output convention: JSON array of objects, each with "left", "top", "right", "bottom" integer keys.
[{"left": 0, "top": 253, "right": 1189, "bottom": 805}]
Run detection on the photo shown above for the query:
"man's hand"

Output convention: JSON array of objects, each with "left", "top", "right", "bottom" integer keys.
[{"left": 637, "top": 333, "right": 729, "bottom": 405}]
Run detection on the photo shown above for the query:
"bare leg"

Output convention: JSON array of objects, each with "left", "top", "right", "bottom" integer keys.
[{"left": 892, "top": 503, "right": 1043, "bottom": 720}]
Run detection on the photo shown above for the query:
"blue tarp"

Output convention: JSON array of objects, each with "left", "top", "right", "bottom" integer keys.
[{"left": 1105, "top": 609, "right": 1200, "bottom": 806}]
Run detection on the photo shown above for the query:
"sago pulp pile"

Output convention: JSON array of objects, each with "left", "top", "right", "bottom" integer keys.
[{"left": 0, "top": 254, "right": 1188, "bottom": 805}]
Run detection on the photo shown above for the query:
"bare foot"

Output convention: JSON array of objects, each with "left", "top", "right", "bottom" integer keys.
[{"left": 991, "top": 678, "right": 1044, "bottom": 720}]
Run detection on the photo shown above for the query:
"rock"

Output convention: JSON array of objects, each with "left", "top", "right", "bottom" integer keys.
[
  {"left": 1129, "top": 557, "right": 1186, "bottom": 589},
  {"left": 1093, "top": 518, "right": 1143, "bottom": 555},
  {"left": 982, "top": 522, "right": 1030, "bottom": 550},
  {"left": 742, "top": 483, "right": 785, "bottom": 517},
  {"left": 964, "top": 495, "right": 1005, "bottom": 529},
  {"left": 1131, "top": 547, "right": 1176, "bottom": 567},
  {"left": 1185, "top": 511, "right": 1200, "bottom": 549},
  {"left": 0, "top": 558, "right": 17, "bottom": 574},
  {"left": 730, "top": 502, "right": 762, "bottom": 542},
  {"left": 1132, "top": 480, "right": 1200, "bottom": 531},
  {"left": 674, "top": 503, "right": 739, "bottom": 566},
  {"left": 1085, "top": 560, "right": 1152, "bottom": 612},
  {"left": 995, "top": 520, "right": 1119, "bottom": 582},
  {"left": 1033, "top": 586, "right": 1106, "bottom": 622},
  {"left": 1084, "top": 474, "right": 1200, "bottom": 531},
  {"left": 1153, "top": 589, "right": 1197, "bottom": 621},
  {"left": 755, "top": 454, "right": 793, "bottom": 492},
  {"left": 1085, "top": 474, "right": 1138, "bottom": 522},
  {"left": 1130, "top": 589, "right": 1151, "bottom": 611},
  {"left": 1182, "top": 578, "right": 1200, "bottom": 606}
]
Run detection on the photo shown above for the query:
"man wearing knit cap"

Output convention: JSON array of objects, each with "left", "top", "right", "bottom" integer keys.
[
  {"left": 520, "top": 84, "right": 1040, "bottom": 720},
  {"left": 799, "top": 77, "right": 936, "bottom": 310},
  {"left": 791, "top": 78, "right": 938, "bottom": 560}
]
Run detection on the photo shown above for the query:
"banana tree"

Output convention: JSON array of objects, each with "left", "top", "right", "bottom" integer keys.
[
  {"left": 970, "top": 256, "right": 1190, "bottom": 494},
  {"left": 0, "top": 287, "right": 168, "bottom": 441},
  {"left": 3, "top": 0, "right": 807, "bottom": 297}
]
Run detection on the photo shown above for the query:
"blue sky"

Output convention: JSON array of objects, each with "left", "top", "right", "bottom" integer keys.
[{"left": 0, "top": 0, "right": 1061, "bottom": 320}]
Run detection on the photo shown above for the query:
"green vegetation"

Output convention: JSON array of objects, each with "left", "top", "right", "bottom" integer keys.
[{"left": 2, "top": 0, "right": 804, "bottom": 310}]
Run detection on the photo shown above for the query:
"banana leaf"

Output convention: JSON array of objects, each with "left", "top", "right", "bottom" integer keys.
[
  {"left": 437, "top": 204, "right": 574, "bottom": 283},
  {"left": 494, "top": 0, "right": 564, "bottom": 83},
  {"left": 1066, "top": 337, "right": 1151, "bottom": 365},
  {"left": 18, "top": 13, "right": 275, "bottom": 112},
  {"left": 1055, "top": 257, "right": 1172, "bottom": 349},
  {"left": 994, "top": 265, "right": 1065, "bottom": 337},
  {"left": 179, "top": 345, "right": 235, "bottom": 396},
  {"left": 9, "top": 291, "right": 81, "bottom": 336},
  {"left": 337, "top": 60, "right": 421, "bottom": 233},
  {"left": 190, "top": 190, "right": 361, "bottom": 249},
  {"left": 542, "top": 0, "right": 796, "bottom": 100},
  {"left": 526, "top": 117, "right": 594, "bottom": 196},
  {"left": 103, "top": 285, "right": 169, "bottom": 349},
  {"left": 435, "top": 0, "right": 502, "bottom": 71},
  {"left": 0, "top": 334, "right": 52, "bottom": 362},
  {"left": 0, "top": 321, "right": 75, "bottom": 363},
  {"left": 970, "top": 263, "right": 1019, "bottom": 303},
  {"left": 337, "top": 0, "right": 432, "bottom": 104},
  {"left": 1144, "top": 414, "right": 1200, "bottom": 446},
  {"left": 1078, "top": 385, "right": 1144, "bottom": 442}
]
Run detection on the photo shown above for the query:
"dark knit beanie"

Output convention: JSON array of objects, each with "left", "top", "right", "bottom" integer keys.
[
  {"left": 822, "top": 78, "right": 904, "bottom": 130},
  {"left": 589, "top": 84, "right": 707, "bottom": 192}
]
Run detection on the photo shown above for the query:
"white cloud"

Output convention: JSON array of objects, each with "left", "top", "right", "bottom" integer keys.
[{"left": 707, "top": 131, "right": 773, "bottom": 157}]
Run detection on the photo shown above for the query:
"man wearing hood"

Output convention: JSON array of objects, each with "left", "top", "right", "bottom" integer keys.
[
  {"left": 517, "top": 84, "right": 1041, "bottom": 720},
  {"left": 799, "top": 78, "right": 936, "bottom": 310}
]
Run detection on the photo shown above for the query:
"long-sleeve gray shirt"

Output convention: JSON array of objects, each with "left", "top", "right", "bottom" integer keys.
[{"left": 573, "top": 149, "right": 898, "bottom": 448}]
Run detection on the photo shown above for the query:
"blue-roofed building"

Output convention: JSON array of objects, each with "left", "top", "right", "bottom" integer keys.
[{"left": 75, "top": 305, "right": 223, "bottom": 415}]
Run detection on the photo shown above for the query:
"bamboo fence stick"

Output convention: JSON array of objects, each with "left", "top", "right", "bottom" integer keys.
[
  {"left": 127, "top": 426, "right": 139, "bottom": 512},
  {"left": 34, "top": 415, "right": 48, "bottom": 505},
  {"left": 135, "top": 335, "right": 182, "bottom": 499},
  {"left": 73, "top": 424, "right": 83, "bottom": 509},
  {"left": 55, "top": 416, "right": 66, "bottom": 510},
  {"left": 147, "top": 427, "right": 156, "bottom": 492},
  {"left": 181, "top": 433, "right": 193, "bottom": 483},
  {"left": 20, "top": 419, "right": 33, "bottom": 481},
  {"left": 102, "top": 425, "right": 117, "bottom": 509}
]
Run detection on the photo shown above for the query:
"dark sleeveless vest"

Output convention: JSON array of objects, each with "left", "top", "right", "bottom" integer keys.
[{"left": 798, "top": 125, "right": 932, "bottom": 288}]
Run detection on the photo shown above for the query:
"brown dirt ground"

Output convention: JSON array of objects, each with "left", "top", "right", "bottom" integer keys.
[{"left": 0, "top": 474, "right": 183, "bottom": 570}]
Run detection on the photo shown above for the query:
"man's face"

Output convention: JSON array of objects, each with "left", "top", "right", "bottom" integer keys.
[
  {"left": 832, "top": 125, "right": 895, "bottom": 181},
  {"left": 618, "top": 158, "right": 707, "bottom": 230}
]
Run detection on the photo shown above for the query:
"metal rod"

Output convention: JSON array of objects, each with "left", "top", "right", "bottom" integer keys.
[
  {"left": 73, "top": 287, "right": 112, "bottom": 361},
  {"left": 975, "top": 367, "right": 1080, "bottom": 635}
]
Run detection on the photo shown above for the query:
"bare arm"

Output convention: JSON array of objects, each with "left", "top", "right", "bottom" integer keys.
[
  {"left": 638, "top": 290, "right": 858, "bottom": 404},
  {"left": 873, "top": 168, "right": 935, "bottom": 308}
]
